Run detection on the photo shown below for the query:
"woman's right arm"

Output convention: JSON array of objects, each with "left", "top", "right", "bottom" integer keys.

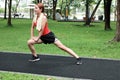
[{"left": 31, "top": 21, "right": 34, "bottom": 38}]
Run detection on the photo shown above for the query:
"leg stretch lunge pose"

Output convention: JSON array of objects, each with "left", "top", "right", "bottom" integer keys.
[{"left": 27, "top": 3, "right": 82, "bottom": 65}]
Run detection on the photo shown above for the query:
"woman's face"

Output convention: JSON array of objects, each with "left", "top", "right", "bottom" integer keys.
[{"left": 34, "top": 5, "right": 41, "bottom": 14}]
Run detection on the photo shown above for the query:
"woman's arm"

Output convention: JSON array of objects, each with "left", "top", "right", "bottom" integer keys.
[
  {"left": 34, "top": 16, "right": 47, "bottom": 42},
  {"left": 31, "top": 21, "right": 35, "bottom": 38}
]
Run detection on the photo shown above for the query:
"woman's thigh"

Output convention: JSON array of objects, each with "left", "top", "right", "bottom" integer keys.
[
  {"left": 54, "top": 39, "right": 64, "bottom": 48},
  {"left": 28, "top": 38, "right": 43, "bottom": 44}
]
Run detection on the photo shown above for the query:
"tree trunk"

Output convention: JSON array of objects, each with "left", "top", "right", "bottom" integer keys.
[
  {"left": 53, "top": 0, "right": 57, "bottom": 20},
  {"left": 89, "top": 0, "right": 102, "bottom": 24},
  {"left": 4, "top": 0, "right": 7, "bottom": 19},
  {"left": 15, "top": 0, "right": 20, "bottom": 13},
  {"left": 104, "top": 0, "right": 112, "bottom": 30},
  {"left": 7, "top": 0, "right": 12, "bottom": 26},
  {"left": 112, "top": 0, "right": 120, "bottom": 42},
  {"left": 37, "top": 0, "right": 42, "bottom": 3},
  {"left": 60, "top": 0, "right": 63, "bottom": 15},
  {"left": 85, "top": 0, "right": 90, "bottom": 26}
]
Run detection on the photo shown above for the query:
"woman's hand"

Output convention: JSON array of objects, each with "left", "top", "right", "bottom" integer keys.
[{"left": 32, "top": 37, "right": 39, "bottom": 42}]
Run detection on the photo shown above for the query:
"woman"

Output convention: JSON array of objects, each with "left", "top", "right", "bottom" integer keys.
[{"left": 27, "top": 3, "right": 82, "bottom": 65}]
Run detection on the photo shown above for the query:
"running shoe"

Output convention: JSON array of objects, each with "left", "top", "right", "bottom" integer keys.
[
  {"left": 29, "top": 55, "right": 40, "bottom": 62},
  {"left": 76, "top": 58, "right": 82, "bottom": 65}
]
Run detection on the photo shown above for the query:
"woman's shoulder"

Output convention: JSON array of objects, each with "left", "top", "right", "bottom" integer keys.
[{"left": 42, "top": 15, "right": 47, "bottom": 22}]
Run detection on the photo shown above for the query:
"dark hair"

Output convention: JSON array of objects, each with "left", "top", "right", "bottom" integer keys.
[{"left": 37, "top": 3, "right": 44, "bottom": 12}]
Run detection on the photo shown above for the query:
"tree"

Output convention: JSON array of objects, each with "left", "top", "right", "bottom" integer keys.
[
  {"left": 112, "top": 0, "right": 120, "bottom": 42},
  {"left": 86, "top": 0, "right": 102, "bottom": 25},
  {"left": 104, "top": 0, "right": 112, "bottom": 30},
  {"left": 32, "top": 0, "right": 42, "bottom": 4},
  {"left": 83, "top": 0, "right": 97, "bottom": 26},
  {"left": 58, "top": 0, "right": 70, "bottom": 18},
  {"left": 70, "top": 0, "right": 83, "bottom": 18},
  {"left": 53, "top": 0, "right": 57, "bottom": 20},
  {"left": 37, "top": 0, "right": 42, "bottom": 3},
  {"left": 12, "top": 0, "right": 20, "bottom": 13},
  {"left": 85, "top": 0, "right": 90, "bottom": 26},
  {"left": 7, "top": 0, "right": 12, "bottom": 26},
  {"left": 4, "top": 0, "right": 7, "bottom": 19},
  {"left": 60, "top": 0, "right": 64, "bottom": 14}
]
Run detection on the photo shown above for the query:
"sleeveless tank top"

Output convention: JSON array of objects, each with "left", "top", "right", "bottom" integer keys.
[{"left": 33, "top": 22, "right": 50, "bottom": 35}]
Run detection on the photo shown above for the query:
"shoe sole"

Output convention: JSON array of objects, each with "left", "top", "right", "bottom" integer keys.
[
  {"left": 28, "top": 58, "right": 40, "bottom": 62},
  {"left": 76, "top": 61, "right": 82, "bottom": 65}
]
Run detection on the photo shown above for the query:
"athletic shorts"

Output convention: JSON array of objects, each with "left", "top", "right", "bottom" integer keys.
[{"left": 40, "top": 32, "right": 56, "bottom": 44}]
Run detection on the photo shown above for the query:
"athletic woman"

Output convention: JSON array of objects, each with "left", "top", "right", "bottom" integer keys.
[{"left": 27, "top": 3, "right": 82, "bottom": 65}]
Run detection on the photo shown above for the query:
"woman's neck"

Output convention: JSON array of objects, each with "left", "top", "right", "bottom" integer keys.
[{"left": 37, "top": 12, "right": 42, "bottom": 17}]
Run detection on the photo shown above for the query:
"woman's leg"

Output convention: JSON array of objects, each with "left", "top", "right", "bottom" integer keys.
[
  {"left": 27, "top": 37, "right": 42, "bottom": 57},
  {"left": 54, "top": 40, "right": 82, "bottom": 64},
  {"left": 54, "top": 40, "right": 79, "bottom": 58}
]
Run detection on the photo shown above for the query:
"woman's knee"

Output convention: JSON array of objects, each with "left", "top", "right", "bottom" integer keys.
[{"left": 27, "top": 39, "right": 34, "bottom": 45}]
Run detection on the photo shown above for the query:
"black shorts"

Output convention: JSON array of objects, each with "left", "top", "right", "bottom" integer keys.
[{"left": 40, "top": 32, "right": 56, "bottom": 44}]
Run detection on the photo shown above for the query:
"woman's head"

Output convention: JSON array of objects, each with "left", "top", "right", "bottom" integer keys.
[{"left": 34, "top": 3, "right": 44, "bottom": 14}]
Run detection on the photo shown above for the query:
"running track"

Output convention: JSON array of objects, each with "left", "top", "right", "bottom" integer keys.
[{"left": 0, "top": 52, "right": 120, "bottom": 80}]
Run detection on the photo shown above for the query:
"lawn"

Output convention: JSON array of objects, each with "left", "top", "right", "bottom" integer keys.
[
  {"left": 0, "top": 19, "right": 120, "bottom": 59},
  {"left": 0, "top": 19, "right": 120, "bottom": 79},
  {"left": 0, "top": 71, "right": 56, "bottom": 80}
]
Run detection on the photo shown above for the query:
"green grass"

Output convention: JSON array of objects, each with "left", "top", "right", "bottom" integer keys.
[
  {"left": 0, "top": 19, "right": 120, "bottom": 59},
  {"left": 0, "top": 71, "right": 55, "bottom": 80},
  {"left": 0, "top": 19, "right": 120, "bottom": 79}
]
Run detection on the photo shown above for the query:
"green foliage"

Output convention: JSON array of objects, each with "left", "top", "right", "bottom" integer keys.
[
  {"left": 57, "top": 0, "right": 99, "bottom": 15},
  {"left": 32, "top": 0, "right": 38, "bottom": 4}
]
